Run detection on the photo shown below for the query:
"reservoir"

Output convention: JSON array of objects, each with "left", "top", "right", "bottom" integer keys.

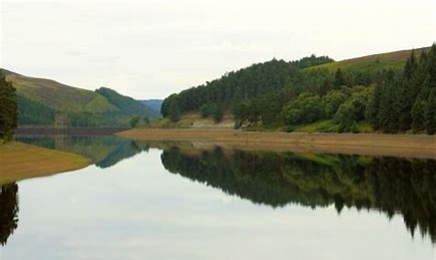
[{"left": 1, "top": 135, "right": 435, "bottom": 260}]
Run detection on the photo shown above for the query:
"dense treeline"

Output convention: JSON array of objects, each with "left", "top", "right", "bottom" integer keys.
[
  {"left": 162, "top": 45, "right": 436, "bottom": 134},
  {"left": 0, "top": 73, "right": 17, "bottom": 141},
  {"left": 17, "top": 95, "right": 55, "bottom": 125},
  {"left": 161, "top": 147, "right": 436, "bottom": 242},
  {"left": 161, "top": 56, "right": 334, "bottom": 120},
  {"left": 370, "top": 45, "right": 436, "bottom": 133}
]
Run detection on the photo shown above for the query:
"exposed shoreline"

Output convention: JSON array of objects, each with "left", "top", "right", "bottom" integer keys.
[
  {"left": 116, "top": 129, "right": 436, "bottom": 159},
  {"left": 0, "top": 141, "right": 90, "bottom": 185}
]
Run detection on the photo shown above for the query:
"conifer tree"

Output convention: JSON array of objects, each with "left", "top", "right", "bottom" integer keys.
[{"left": 0, "top": 72, "right": 18, "bottom": 141}]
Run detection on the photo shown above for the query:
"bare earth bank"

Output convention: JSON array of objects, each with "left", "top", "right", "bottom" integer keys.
[{"left": 117, "top": 129, "right": 436, "bottom": 159}]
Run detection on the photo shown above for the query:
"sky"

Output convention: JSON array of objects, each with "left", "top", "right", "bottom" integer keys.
[{"left": 1, "top": 0, "right": 435, "bottom": 100}]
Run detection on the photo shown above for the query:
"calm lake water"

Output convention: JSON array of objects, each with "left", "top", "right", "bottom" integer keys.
[{"left": 1, "top": 135, "right": 436, "bottom": 260}]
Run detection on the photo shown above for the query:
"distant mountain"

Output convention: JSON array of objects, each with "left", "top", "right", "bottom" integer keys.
[
  {"left": 95, "top": 87, "right": 159, "bottom": 118},
  {"left": 1, "top": 69, "right": 159, "bottom": 127},
  {"left": 140, "top": 99, "right": 163, "bottom": 113}
]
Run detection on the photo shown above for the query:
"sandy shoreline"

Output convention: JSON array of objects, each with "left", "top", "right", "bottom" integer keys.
[
  {"left": 0, "top": 142, "right": 90, "bottom": 185},
  {"left": 117, "top": 129, "right": 436, "bottom": 159}
]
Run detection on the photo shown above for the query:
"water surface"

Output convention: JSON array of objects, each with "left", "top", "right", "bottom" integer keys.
[{"left": 1, "top": 136, "right": 435, "bottom": 259}]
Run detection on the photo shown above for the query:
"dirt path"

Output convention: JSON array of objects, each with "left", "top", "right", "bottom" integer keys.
[{"left": 117, "top": 129, "right": 436, "bottom": 159}]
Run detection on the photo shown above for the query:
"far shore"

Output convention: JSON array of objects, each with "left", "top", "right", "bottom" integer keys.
[{"left": 116, "top": 128, "right": 436, "bottom": 159}]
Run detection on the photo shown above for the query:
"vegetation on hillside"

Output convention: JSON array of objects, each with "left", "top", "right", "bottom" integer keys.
[
  {"left": 0, "top": 72, "right": 18, "bottom": 141},
  {"left": 1, "top": 69, "right": 159, "bottom": 127},
  {"left": 95, "top": 87, "right": 158, "bottom": 117},
  {"left": 161, "top": 45, "right": 436, "bottom": 134}
]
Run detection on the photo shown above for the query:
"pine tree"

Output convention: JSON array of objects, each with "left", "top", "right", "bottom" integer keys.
[
  {"left": 0, "top": 72, "right": 18, "bottom": 141},
  {"left": 398, "top": 51, "right": 418, "bottom": 131},
  {"left": 425, "top": 89, "right": 436, "bottom": 134},
  {"left": 334, "top": 68, "right": 345, "bottom": 87}
]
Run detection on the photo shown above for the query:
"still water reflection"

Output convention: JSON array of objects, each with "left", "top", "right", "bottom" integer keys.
[{"left": 1, "top": 136, "right": 435, "bottom": 259}]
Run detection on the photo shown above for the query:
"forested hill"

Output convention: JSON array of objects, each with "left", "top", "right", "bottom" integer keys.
[
  {"left": 162, "top": 45, "right": 436, "bottom": 134},
  {"left": 1, "top": 69, "right": 159, "bottom": 127}
]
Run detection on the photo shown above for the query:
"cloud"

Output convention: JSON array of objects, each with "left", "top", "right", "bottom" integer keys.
[{"left": 2, "top": 0, "right": 435, "bottom": 99}]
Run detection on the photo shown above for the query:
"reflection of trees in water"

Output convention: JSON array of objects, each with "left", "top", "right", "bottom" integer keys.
[
  {"left": 161, "top": 147, "right": 436, "bottom": 243},
  {"left": 0, "top": 183, "right": 19, "bottom": 246},
  {"left": 17, "top": 136, "right": 150, "bottom": 169}
]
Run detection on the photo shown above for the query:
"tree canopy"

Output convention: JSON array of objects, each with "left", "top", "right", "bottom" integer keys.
[{"left": 161, "top": 44, "right": 436, "bottom": 134}]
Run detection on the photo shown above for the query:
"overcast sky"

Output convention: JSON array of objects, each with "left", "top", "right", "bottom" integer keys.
[{"left": 1, "top": 0, "right": 435, "bottom": 99}]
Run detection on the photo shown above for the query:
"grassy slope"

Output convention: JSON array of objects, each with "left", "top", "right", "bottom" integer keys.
[
  {"left": 0, "top": 142, "right": 90, "bottom": 184},
  {"left": 306, "top": 46, "right": 431, "bottom": 72},
  {"left": 2, "top": 70, "right": 117, "bottom": 113}
]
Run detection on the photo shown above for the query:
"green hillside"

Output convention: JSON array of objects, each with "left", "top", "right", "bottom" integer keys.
[
  {"left": 307, "top": 46, "right": 431, "bottom": 72},
  {"left": 161, "top": 44, "right": 436, "bottom": 134},
  {"left": 96, "top": 87, "right": 159, "bottom": 118},
  {"left": 2, "top": 69, "right": 116, "bottom": 113},
  {"left": 1, "top": 69, "right": 158, "bottom": 127}
]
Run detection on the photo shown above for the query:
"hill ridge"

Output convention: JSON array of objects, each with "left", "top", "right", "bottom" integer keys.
[{"left": 1, "top": 68, "right": 159, "bottom": 127}]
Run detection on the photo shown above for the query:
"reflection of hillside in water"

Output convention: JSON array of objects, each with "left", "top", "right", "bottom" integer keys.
[
  {"left": 0, "top": 183, "right": 19, "bottom": 246},
  {"left": 161, "top": 146, "right": 436, "bottom": 243},
  {"left": 17, "top": 136, "right": 150, "bottom": 168}
]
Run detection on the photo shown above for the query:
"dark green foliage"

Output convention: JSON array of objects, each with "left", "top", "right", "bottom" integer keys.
[
  {"left": 0, "top": 183, "right": 19, "bottom": 246},
  {"left": 210, "top": 104, "right": 224, "bottom": 123},
  {"left": 367, "top": 45, "right": 436, "bottom": 133},
  {"left": 283, "top": 93, "right": 324, "bottom": 124},
  {"left": 334, "top": 68, "right": 345, "bottom": 87},
  {"left": 130, "top": 115, "right": 141, "bottom": 128},
  {"left": 0, "top": 73, "right": 18, "bottom": 141},
  {"left": 294, "top": 55, "right": 334, "bottom": 69},
  {"left": 162, "top": 56, "right": 334, "bottom": 120},
  {"left": 198, "top": 102, "right": 223, "bottom": 122},
  {"left": 333, "top": 87, "right": 372, "bottom": 132},
  {"left": 200, "top": 104, "right": 211, "bottom": 118},
  {"left": 17, "top": 95, "right": 55, "bottom": 125},
  {"left": 375, "top": 70, "right": 402, "bottom": 133},
  {"left": 161, "top": 45, "right": 435, "bottom": 134},
  {"left": 162, "top": 94, "right": 181, "bottom": 122},
  {"left": 95, "top": 87, "right": 158, "bottom": 118},
  {"left": 233, "top": 99, "right": 260, "bottom": 126},
  {"left": 322, "top": 89, "right": 349, "bottom": 118}
]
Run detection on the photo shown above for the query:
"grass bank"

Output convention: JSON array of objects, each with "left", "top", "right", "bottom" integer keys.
[
  {"left": 0, "top": 141, "right": 90, "bottom": 185},
  {"left": 117, "top": 129, "right": 436, "bottom": 159}
]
